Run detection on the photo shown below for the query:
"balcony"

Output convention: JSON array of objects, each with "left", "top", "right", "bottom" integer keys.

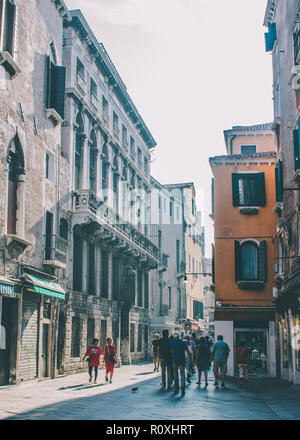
[
  {"left": 43, "top": 234, "right": 67, "bottom": 269},
  {"left": 72, "top": 189, "right": 160, "bottom": 266},
  {"left": 158, "top": 253, "right": 169, "bottom": 272},
  {"left": 176, "top": 261, "right": 186, "bottom": 278}
]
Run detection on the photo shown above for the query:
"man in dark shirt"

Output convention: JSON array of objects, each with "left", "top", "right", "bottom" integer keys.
[
  {"left": 170, "top": 332, "right": 191, "bottom": 396},
  {"left": 157, "top": 329, "right": 173, "bottom": 390},
  {"left": 152, "top": 333, "right": 160, "bottom": 371}
]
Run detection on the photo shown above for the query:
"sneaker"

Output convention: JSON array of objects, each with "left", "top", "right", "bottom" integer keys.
[
  {"left": 160, "top": 383, "right": 166, "bottom": 389},
  {"left": 94, "top": 380, "right": 97, "bottom": 384},
  {"left": 89, "top": 377, "right": 92, "bottom": 383},
  {"left": 105, "top": 376, "right": 108, "bottom": 382},
  {"left": 204, "top": 383, "right": 208, "bottom": 389},
  {"left": 109, "top": 380, "right": 112, "bottom": 383}
]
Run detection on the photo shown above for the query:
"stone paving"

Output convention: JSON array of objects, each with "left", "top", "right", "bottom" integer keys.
[{"left": 0, "top": 362, "right": 300, "bottom": 420}]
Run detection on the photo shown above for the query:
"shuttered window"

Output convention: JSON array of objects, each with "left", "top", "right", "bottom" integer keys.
[
  {"left": 144, "top": 273, "right": 149, "bottom": 309},
  {"left": 101, "top": 250, "right": 109, "bottom": 299},
  {"left": 293, "top": 120, "right": 300, "bottom": 171},
  {"left": 0, "top": 0, "right": 16, "bottom": 56},
  {"left": 275, "top": 160, "right": 283, "bottom": 202},
  {"left": 235, "top": 240, "right": 267, "bottom": 283},
  {"left": 193, "top": 300, "right": 203, "bottom": 320},
  {"left": 46, "top": 55, "right": 66, "bottom": 119},
  {"left": 232, "top": 173, "right": 265, "bottom": 207}
]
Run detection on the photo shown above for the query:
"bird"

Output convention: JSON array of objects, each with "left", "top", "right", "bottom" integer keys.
[{"left": 132, "top": 387, "right": 139, "bottom": 392}]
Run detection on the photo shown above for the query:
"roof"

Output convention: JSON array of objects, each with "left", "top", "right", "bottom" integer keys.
[
  {"left": 164, "top": 182, "right": 195, "bottom": 189},
  {"left": 209, "top": 151, "right": 276, "bottom": 166},
  {"left": 67, "top": 10, "right": 157, "bottom": 149}
]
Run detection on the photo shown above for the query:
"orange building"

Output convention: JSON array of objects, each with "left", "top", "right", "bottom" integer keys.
[{"left": 209, "top": 124, "right": 278, "bottom": 377}]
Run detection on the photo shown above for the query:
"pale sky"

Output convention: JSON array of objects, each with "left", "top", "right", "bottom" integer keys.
[{"left": 65, "top": 0, "right": 273, "bottom": 257}]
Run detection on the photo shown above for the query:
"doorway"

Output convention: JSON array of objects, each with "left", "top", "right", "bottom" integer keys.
[
  {"left": 234, "top": 328, "right": 269, "bottom": 376},
  {"left": 41, "top": 323, "right": 49, "bottom": 378},
  {"left": 0, "top": 298, "right": 13, "bottom": 385}
]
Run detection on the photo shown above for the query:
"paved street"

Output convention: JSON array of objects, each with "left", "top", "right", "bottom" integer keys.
[{"left": 0, "top": 362, "right": 300, "bottom": 420}]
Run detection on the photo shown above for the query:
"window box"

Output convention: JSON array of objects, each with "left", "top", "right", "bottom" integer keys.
[
  {"left": 239, "top": 207, "right": 259, "bottom": 215},
  {"left": 0, "top": 51, "right": 20, "bottom": 78},
  {"left": 237, "top": 280, "right": 265, "bottom": 290}
]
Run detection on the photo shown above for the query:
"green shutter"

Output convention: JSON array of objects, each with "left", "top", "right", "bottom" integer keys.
[
  {"left": 275, "top": 161, "right": 283, "bottom": 203},
  {"left": 53, "top": 65, "right": 66, "bottom": 119},
  {"left": 235, "top": 241, "right": 241, "bottom": 281},
  {"left": 258, "top": 240, "right": 267, "bottom": 282},
  {"left": 294, "top": 129, "right": 300, "bottom": 171},
  {"left": 255, "top": 173, "right": 265, "bottom": 206},
  {"left": 232, "top": 174, "right": 239, "bottom": 206}
]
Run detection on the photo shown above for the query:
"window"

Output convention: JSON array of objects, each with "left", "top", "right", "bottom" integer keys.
[
  {"left": 7, "top": 133, "right": 24, "bottom": 235},
  {"left": 168, "top": 287, "right": 172, "bottom": 310},
  {"left": 46, "top": 54, "right": 66, "bottom": 120},
  {"left": 88, "top": 242, "right": 95, "bottom": 295},
  {"left": 158, "top": 229, "right": 162, "bottom": 249},
  {"left": 138, "top": 147, "right": 142, "bottom": 165},
  {"left": 265, "top": 22, "right": 277, "bottom": 52},
  {"left": 45, "top": 151, "right": 54, "bottom": 183},
  {"left": 100, "top": 320, "right": 107, "bottom": 352},
  {"left": 90, "top": 78, "right": 98, "bottom": 107},
  {"left": 87, "top": 318, "right": 94, "bottom": 346},
  {"left": 113, "top": 111, "right": 119, "bottom": 138},
  {"left": 73, "top": 233, "right": 83, "bottom": 291},
  {"left": 235, "top": 240, "right": 267, "bottom": 283},
  {"left": 130, "top": 136, "right": 135, "bottom": 157},
  {"left": 144, "top": 273, "right": 149, "bottom": 309},
  {"left": 75, "top": 114, "right": 84, "bottom": 189},
  {"left": 193, "top": 300, "right": 204, "bottom": 320},
  {"left": 112, "top": 255, "right": 119, "bottom": 300},
  {"left": 158, "top": 194, "right": 162, "bottom": 210},
  {"left": 137, "top": 270, "right": 143, "bottom": 307},
  {"left": 101, "top": 250, "right": 109, "bottom": 298},
  {"left": 76, "top": 58, "right": 85, "bottom": 88},
  {"left": 45, "top": 211, "right": 53, "bottom": 260},
  {"left": 113, "top": 173, "right": 119, "bottom": 213},
  {"left": 170, "top": 200, "right": 174, "bottom": 217},
  {"left": 241, "top": 145, "right": 257, "bottom": 155},
  {"left": 59, "top": 218, "right": 68, "bottom": 241},
  {"left": 163, "top": 198, "right": 166, "bottom": 212},
  {"left": 294, "top": 24, "right": 300, "bottom": 65},
  {"left": 232, "top": 173, "right": 265, "bottom": 207},
  {"left": 275, "top": 160, "right": 283, "bottom": 203},
  {"left": 192, "top": 199, "right": 195, "bottom": 216},
  {"left": 293, "top": 120, "right": 300, "bottom": 171},
  {"left": 102, "top": 96, "right": 109, "bottom": 121},
  {"left": 0, "top": 0, "right": 18, "bottom": 63},
  {"left": 122, "top": 125, "right": 128, "bottom": 148},
  {"left": 138, "top": 324, "right": 143, "bottom": 352},
  {"left": 176, "top": 240, "right": 180, "bottom": 273},
  {"left": 89, "top": 131, "right": 97, "bottom": 192},
  {"left": 130, "top": 323, "right": 135, "bottom": 352},
  {"left": 176, "top": 205, "right": 180, "bottom": 221},
  {"left": 144, "top": 157, "right": 149, "bottom": 174},
  {"left": 71, "top": 317, "right": 81, "bottom": 357}
]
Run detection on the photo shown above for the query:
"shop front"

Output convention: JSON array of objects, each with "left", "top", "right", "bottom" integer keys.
[{"left": 0, "top": 276, "right": 19, "bottom": 385}]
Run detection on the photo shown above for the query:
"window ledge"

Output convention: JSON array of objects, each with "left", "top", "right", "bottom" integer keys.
[
  {"left": 291, "top": 169, "right": 300, "bottom": 184},
  {"left": 46, "top": 108, "right": 63, "bottom": 124},
  {"left": 43, "top": 260, "right": 66, "bottom": 270},
  {"left": 0, "top": 51, "right": 21, "bottom": 78},
  {"left": 239, "top": 207, "right": 259, "bottom": 215},
  {"left": 5, "top": 234, "right": 32, "bottom": 247},
  {"left": 237, "top": 280, "right": 265, "bottom": 290}
]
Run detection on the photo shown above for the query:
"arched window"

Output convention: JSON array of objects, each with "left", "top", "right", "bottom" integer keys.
[
  {"left": 75, "top": 113, "right": 84, "bottom": 189},
  {"left": 89, "top": 130, "right": 97, "bottom": 192},
  {"left": 7, "top": 134, "right": 25, "bottom": 235},
  {"left": 240, "top": 242, "right": 258, "bottom": 280},
  {"left": 113, "top": 156, "right": 119, "bottom": 213}
]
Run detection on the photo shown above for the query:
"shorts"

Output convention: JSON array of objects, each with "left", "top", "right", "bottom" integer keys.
[
  {"left": 213, "top": 361, "right": 227, "bottom": 375},
  {"left": 238, "top": 364, "right": 249, "bottom": 379}
]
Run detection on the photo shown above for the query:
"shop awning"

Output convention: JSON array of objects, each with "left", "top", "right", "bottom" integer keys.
[
  {"left": 24, "top": 274, "right": 66, "bottom": 300},
  {"left": 0, "top": 276, "right": 15, "bottom": 296}
]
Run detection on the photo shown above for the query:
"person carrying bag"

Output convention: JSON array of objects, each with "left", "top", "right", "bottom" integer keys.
[{"left": 104, "top": 337, "right": 118, "bottom": 383}]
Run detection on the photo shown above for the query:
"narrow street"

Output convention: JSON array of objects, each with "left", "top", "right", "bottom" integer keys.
[{"left": 1, "top": 362, "right": 300, "bottom": 420}]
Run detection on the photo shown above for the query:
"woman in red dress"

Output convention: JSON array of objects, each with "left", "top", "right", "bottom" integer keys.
[
  {"left": 104, "top": 337, "right": 118, "bottom": 383},
  {"left": 83, "top": 338, "right": 101, "bottom": 384}
]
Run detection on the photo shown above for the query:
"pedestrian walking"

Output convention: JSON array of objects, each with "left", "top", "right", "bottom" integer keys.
[
  {"left": 183, "top": 336, "right": 193, "bottom": 383},
  {"left": 211, "top": 335, "right": 230, "bottom": 388},
  {"left": 157, "top": 329, "right": 173, "bottom": 390},
  {"left": 196, "top": 336, "right": 211, "bottom": 388},
  {"left": 190, "top": 334, "right": 198, "bottom": 374},
  {"left": 152, "top": 333, "right": 160, "bottom": 372},
  {"left": 171, "top": 332, "right": 191, "bottom": 396},
  {"left": 104, "top": 337, "right": 118, "bottom": 383},
  {"left": 83, "top": 338, "right": 101, "bottom": 384},
  {"left": 236, "top": 340, "right": 250, "bottom": 388}
]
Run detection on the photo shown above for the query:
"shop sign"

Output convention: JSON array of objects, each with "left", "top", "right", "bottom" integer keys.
[{"left": 0, "top": 283, "right": 15, "bottom": 297}]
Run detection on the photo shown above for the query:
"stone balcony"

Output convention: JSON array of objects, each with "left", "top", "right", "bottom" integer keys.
[{"left": 72, "top": 188, "right": 160, "bottom": 267}]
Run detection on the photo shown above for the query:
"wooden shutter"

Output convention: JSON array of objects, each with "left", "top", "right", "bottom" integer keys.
[
  {"left": 3, "top": 0, "right": 16, "bottom": 55},
  {"left": 45, "top": 55, "right": 52, "bottom": 108},
  {"left": 235, "top": 240, "right": 241, "bottom": 281},
  {"left": 53, "top": 65, "right": 66, "bottom": 118},
  {"left": 258, "top": 240, "right": 267, "bottom": 282},
  {"left": 255, "top": 173, "right": 266, "bottom": 206},
  {"left": 275, "top": 161, "right": 283, "bottom": 203},
  {"left": 232, "top": 173, "right": 239, "bottom": 206}
]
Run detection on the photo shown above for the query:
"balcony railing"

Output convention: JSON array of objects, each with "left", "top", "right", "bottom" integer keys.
[
  {"left": 44, "top": 234, "right": 67, "bottom": 268},
  {"left": 72, "top": 189, "right": 160, "bottom": 263}
]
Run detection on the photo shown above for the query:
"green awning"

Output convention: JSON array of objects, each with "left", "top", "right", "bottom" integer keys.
[{"left": 24, "top": 274, "right": 66, "bottom": 300}]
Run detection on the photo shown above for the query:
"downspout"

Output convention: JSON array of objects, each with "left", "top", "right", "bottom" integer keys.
[{"left": 230, "top": 135, "right": 237, "bottom": 156}]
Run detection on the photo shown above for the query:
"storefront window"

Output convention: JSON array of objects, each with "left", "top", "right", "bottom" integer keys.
[
  {"left": 281, "top": 317, "right": 289, "bottom": 369},
  {"left": 235, "top": 330, "right": 268, "bottom": 376},
  {"left": 291, "top": 316, "right": 300, "bottom": 372}
]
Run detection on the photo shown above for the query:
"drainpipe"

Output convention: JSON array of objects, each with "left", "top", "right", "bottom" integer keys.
[{"left": 230, "top": 135, "right": 237, "bottom": 156}]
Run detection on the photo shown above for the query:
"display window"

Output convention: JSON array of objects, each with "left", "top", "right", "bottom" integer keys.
[
  {"left": 291, "top": 316, "right": 300, "bottom": 372},
  {"left": 235, "top": 329, "right": 268, "bottom": 376},
  {"left": 281, "top": 317, "right": 289, "bottom": 369}
]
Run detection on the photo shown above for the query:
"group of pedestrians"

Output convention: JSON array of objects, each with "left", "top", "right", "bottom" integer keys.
[
  {"left": 153, "top": 331, "right": 231, "bottom": 396},
  {"left": 83, "top": 337, "right": 118, "bottom": 384}
]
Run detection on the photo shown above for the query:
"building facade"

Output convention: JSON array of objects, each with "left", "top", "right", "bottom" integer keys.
[
  {"left": 209, "top": 124, "right": 278, "bottom": 377},
  {"left": 0, "top": 0, "right": 71, "bottom": 386},
  {"left": 149, "top": 177, "right": 185, "bottom": 342},
  {"left": 264, "top": 0, "right": 300, "bottom": 384}
]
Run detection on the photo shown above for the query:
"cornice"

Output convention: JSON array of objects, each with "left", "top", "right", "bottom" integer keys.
[{"left": 264, "top": 0, "right": 277, "bottom": 27}]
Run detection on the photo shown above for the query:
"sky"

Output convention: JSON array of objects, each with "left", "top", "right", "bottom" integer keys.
[{"left": 65, "top": 0, "right": 273, "bottom": 257}]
